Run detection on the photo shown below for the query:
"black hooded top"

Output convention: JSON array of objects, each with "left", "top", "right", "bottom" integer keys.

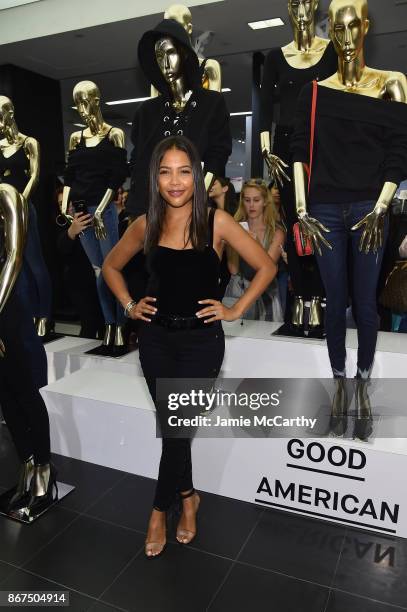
[{"left": 125, "top": 19, "right": 232, "bottom": 218}]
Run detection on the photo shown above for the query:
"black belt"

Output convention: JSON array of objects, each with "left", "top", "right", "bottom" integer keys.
[{"left": 151, "top": 314, "right": 215, "bottom": 330}]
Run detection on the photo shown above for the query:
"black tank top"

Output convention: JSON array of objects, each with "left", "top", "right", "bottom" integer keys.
[
  {"left": 0, "top": 139, "right": 30, "bottom": 193},
  {"left": 146, "top": 207, "right": 221, "bottom": 316},
  {"left": 64, "top": 128, "right": 126, "bottom": 207}
]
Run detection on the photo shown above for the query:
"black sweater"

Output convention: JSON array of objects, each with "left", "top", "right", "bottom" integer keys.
[
  {"left": 125, "top": 88, "right": 232, "bottom": 217},
  {"left": 291, "top": 83, "right": 407, "bottom": 204},
  {"left": 260, "top": 43, "right": 337, "bottom": 132},
  {"left": 64, "top": 132, "right": 128, "bottom": 208}
]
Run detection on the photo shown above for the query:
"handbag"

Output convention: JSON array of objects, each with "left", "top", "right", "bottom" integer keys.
[
  {"left": 293, "top": 79, "right": 318, "bottom": 257},
  {"left": 379, "top": 261, "right": 407, "bottom": 313}
]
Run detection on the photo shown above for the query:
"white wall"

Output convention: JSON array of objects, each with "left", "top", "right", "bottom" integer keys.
[{"left": 0, "top": 0, "right": 224, "bottom": 44}]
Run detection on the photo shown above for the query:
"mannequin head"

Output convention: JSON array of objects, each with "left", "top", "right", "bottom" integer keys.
[
  {"left": 0, "top": 96, "right": 18, "bottom": 141},
  {"left": 288, "top": 0, "right": 319, "bottom": 34},
  {"left": 329, "top": 0, "right": 369, "bottom": 63},
  {"left": 164, "top": 4, "right": 193, "bottom": 37},
  {"left": 155, "top": 37, "right": 184, "bottom": 85},
  {"left": 73, "top": 80, "right": 102, "bottom": 133}
]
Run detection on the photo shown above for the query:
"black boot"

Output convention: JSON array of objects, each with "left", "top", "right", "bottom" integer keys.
[
  {"left": 7, "top": 455, "right": 34, "bottom": 512},
  {"left": 25, "top": 463, "right": 58, "bottom": 518},
  {"left": 353, "top": 379, "right": 373, "bottom": 441},
  {"left": 330, "top": 378, "right": 348, "bottom": 436}
]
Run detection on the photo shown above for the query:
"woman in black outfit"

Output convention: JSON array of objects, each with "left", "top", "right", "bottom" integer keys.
[{"left": 103, "top": 136, "right": 276, "bottom": 558}]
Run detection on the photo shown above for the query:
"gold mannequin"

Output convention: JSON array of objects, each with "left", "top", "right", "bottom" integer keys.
[
  {"left": 151, "top": 3, "right": 222, "bottom": 96},
  {"left": 155, "top": 37, "right": 214, "bottom": 191},
  {"left": 0, "top": 184, "right": 28, "bottom": 357},
  {"left": 0, "top": 97, "right": 48, "bottom": 335},
  {"left": 261, "top": 0, "right": 330, "bottom": 185},
  {"left": 293, "top": 0, "right": 407, "bottom": 254},
  {"left": 62, "top": 81, "right": 125, "bottom": 240},
  {"left": 0, "top": 97, "right": 40, "bottom": 202}
]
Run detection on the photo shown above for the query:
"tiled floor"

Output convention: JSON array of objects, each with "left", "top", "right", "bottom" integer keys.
[{"left": 0, "top": 423, "right": 406, "bottom": 612}]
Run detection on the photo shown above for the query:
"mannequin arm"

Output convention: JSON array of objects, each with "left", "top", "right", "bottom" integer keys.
[
  {"left": 260, "top": 131, "right": 290, "bottom": 187},
  {"left": 0, "top": 185, "right": 28, "bottom": 356},
  {"left": 94, "top": 128, "right": 126, "bottom": 240},
  {"left": 61, "top": 185, "right": 71, "bottom": 217},
  {"left": 93, "top": 188, "right": 114, "bottom": 240},
  {"left": 205, "top": 172, "right": 215, "bottom": 193},
  {"left": 62, "top": 132, "right": 82, "bottom": 217},
  {"left": 22, "top": 138, "right": 40, "bottom": 201},
  {"left": 351, "top": 182, "right": 397, "bottom": 253},
  {"left": 293, "top": 161, "right": 331, "bottom": 255}
]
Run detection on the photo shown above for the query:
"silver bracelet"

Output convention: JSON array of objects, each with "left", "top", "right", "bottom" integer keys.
[{"left": 124, "top": 300, "right": 137, "bottom": 318}]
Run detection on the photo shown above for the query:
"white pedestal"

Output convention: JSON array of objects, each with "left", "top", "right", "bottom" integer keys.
[{"left": 41, "top": 365, "right": 407, "bottom": 538}]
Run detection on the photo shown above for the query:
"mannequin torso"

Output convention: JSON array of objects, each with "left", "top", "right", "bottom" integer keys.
[
  {"left": 319, "top": 66, "right": 407, "bottom": 101},
  {"left": 69, "top": 125, "right": 124, "bottom": 151},
  {"left": 281, "top": 36, "right": 330, "bottom": 69}
]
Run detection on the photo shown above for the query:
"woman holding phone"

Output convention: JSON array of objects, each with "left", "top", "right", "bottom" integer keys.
[{"left": 103, "top": 136, "right": 276, "bottom": 558}]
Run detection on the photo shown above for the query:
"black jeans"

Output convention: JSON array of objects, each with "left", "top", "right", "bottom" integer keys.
[
  {"left": 138, "top": 321, "right": 225, "bottom": 511},
  {"left": 310, "top": 201, "right": 388, "bottom": 378},
  {"left": 0, "top": 287, "right": 50, "bottom": 464}
]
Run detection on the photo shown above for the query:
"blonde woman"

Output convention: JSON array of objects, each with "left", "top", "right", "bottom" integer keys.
[{"left": 226, "top": 179, "right": 286, "bottom": 321}]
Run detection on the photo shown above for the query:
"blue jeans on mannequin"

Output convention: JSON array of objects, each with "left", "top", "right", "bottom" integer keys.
[
  {"left": 18, "top": 201, "right": 52, "bottom": 319},
  {"left": 79, "top": 203, "right": 125, "bottom": 325},
  {"left": 309, "top": 201, "right": 389, "bottom": 379}
]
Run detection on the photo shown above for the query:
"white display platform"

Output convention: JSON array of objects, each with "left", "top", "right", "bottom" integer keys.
[
  {"left": 45, "top": 336, "right": 143, "bottom": 383},
  {"left": 45, "top": 322, "right": 407, "bottom": 383},
  {"left": 41, "top": 322, "right": 407, "bottom": 538}
]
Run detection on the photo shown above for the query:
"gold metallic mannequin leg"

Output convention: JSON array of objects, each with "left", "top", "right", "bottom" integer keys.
[
  {"left": 292, "top": 296, "right": 304, "bottom": 327},
  {"left": 114, "top": 325, "right": 125, "bottom": 347},
  {"left": 308, "top": 297, "right": 322, "bottom": 327},
  {"left": 25, "top": 463, "right": 58, "bottom": 518},
  {"left": 102, "top": 324, "right": 115, "bottom": 347},
  {"left": 353, "top": 380, "right": 373, "bottom": 441},
  {"left": 36, "top": 317, "right": 48, "bottom": 337},
  {"left": 330, "top": 379, "right": 348, "bottom": 436},
  {"left": 8, "top": 455, "right": 34, "bottom": 510}
]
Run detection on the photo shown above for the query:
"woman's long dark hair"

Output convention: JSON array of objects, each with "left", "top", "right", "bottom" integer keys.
[{"left": 144, "top": 136, "right": 208, "bottom": 253}]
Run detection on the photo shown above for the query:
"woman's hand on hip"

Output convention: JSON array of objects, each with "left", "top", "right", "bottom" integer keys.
[
  {"left": 196, "top": 299, "right": 241, "bottom": 323},
  {"left": 127, "top": 297, "right": 157, "bottom": 322}
]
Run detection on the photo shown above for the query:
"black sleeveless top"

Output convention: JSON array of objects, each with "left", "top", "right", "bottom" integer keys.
[
  {"left": 0, "top": 139, "right": 30, "bottom": 193},
  {"left": 145, "top": 207, "right": 221, "bottom": 317},
  {"left": 64, "top": 129, "right": 128, "bottom": 207}
]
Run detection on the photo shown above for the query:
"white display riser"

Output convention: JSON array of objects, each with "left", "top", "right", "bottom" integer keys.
[
  {"left": 45, "top": 322, "right": 407, "bottom": 383},
  {"left": 45, "top": 336, "right": 143, "bottom": 383},
  {"left": 41, "top": 367, "right": 407, "bottom": 539}
]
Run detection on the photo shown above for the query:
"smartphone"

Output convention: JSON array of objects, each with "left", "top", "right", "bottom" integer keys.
[
  {"left": 239, "top": 221, "right": 249, "bottom": 231},
  {"left": 72, "top": 200, "right": 89, "bottom": 215}
]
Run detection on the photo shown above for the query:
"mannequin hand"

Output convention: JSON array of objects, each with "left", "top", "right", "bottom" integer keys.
[
  {"left": 263, "top": 152, "right": 290, "bottom": 188},
  {"left": 196, "top": 299, "right": 241, "bottom": 323},
  {"left": 127, "top": 297, "right": 157, "bottom": 322},
  {"left": 68, "top": 213, "right": 92, "bottom": 239},
  {"left": 298, "top": 213, "right": 332, "bottom": 256},
  {"left": 93, "top": 212, "right": 107, "bottom": 240},
  {"left": 0, "top": 338, "right": 5, "bottom": 358},
  {"left": 351, "top": 204, "right": 387, "bottom": 254}
]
